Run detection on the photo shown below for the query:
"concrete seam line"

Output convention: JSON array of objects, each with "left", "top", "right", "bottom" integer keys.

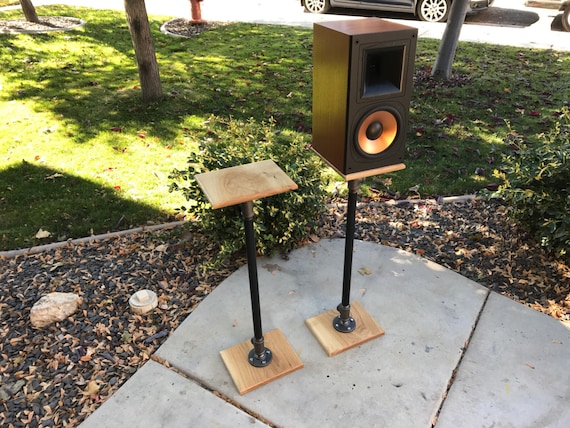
[
  {"left": 429, "top": 289, "right": 491, "bottom": 427},
  {"left": 0, "top": 221, "right": 187, "bottom": 259}
]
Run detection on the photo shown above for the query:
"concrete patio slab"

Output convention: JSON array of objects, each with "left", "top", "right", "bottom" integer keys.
[
  {"left": 79, "top": 359, "right": 270, "bottom": 428},
  {"left": 436, "top": 292, "right": 570, "bottom": 428},
  {"left": 155, "top": 239, "right": 489, "bottom": 427}
]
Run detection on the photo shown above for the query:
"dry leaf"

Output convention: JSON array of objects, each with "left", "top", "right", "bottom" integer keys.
[
  {"left": 262, "top": 263, "right": 282, "bottom": 274},
  {"left": 358, "top": 267, "right": 373, "bottom": 276},
  {"left": 82, "top": 380, "right": 102, "bottom": 396},
  {"left": 35, "top": 229, "right": 51, "bottom": 239},
  {"left": 45, "top": 173, "right": 64, "bottom": 180}
]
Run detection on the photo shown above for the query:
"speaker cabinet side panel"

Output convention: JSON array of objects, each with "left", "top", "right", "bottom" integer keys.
[{"left": 312, "top": 24, "right": 351, "bottom": 174}]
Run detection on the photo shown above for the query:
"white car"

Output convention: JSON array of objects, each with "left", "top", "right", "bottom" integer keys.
[{"left": 301, "top": 0, "right": 494, "bottom": 23}]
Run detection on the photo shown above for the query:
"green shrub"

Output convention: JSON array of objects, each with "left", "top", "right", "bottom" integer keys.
[
  {"left": 491, "top": 108, "right": 570, "bottom": 258},
  {"left": 169, "top": 116, "right": 327, "bottom": 263}
]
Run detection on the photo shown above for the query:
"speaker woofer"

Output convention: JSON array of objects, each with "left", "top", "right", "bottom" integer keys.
[{"left": 356, "top": 109, "right": 399, "bottom": 155}]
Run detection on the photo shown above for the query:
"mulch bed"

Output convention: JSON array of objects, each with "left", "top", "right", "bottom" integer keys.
[
  {"left": 161, "top": 18, "right": 224, "bottom": 38},
  {"left": 0, "top": 16, "right": 83, "bottom": 34},
  {"left": 1, "top": 198, "right": 569, "bottom": 427}
]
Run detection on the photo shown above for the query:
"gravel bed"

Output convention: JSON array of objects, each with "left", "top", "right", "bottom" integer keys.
[{"left": 1, "top": 198, "right": 568, "bottom": 427}]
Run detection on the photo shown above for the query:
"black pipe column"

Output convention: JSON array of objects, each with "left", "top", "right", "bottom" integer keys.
[
  {"left": 241, "top": 200, "right": 273, "bottom": 367},
  {"left": 333, "top": 179, "right": 360, "bottom": 333}
]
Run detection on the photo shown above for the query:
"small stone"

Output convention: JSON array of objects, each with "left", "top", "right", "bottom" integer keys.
[
  {"left": 30, "top": 292, "right": 81, "bottom": 328},
  {"left": 0, "top": 386, "right": 11, "bottom": 401},
  {"left": 0, "top": 379, "right": 26, "bottom": 401}
]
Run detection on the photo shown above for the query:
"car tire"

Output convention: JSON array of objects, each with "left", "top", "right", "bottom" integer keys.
[
  {"left": 304, "top": 0, "right": 331, "bottom": 14},
  {"left": 417, "top": 0, "right": 451, "bottom": 22},
  {"left": 562, "top": 7, "right": 570, "bottom": 32}
]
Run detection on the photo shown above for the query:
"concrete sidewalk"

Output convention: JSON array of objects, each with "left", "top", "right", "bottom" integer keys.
[{"left": 79, "top": 239, "right": 570, "bottom": 427}]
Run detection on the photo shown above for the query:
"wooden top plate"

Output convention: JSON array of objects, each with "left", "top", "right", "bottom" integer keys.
[{"left": 195, "top": 159, "right": 298, "bottom": 209}]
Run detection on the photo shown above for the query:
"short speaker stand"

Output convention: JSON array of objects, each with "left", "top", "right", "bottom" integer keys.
[
  {"left": 195, "top": 160, "right": 303, "bottom": 394},
  {"left": 305, "top": 179, "right": 385, "bottom": 357}
]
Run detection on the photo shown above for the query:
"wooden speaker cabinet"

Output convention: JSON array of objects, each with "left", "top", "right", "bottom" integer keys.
[{"left": 312, "top": 19, "right": 417, "bottom": 178}]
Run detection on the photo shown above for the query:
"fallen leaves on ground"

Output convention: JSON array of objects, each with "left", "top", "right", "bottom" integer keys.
[{"left": 0, "top": 198, "right": 568, "bottom": 427}]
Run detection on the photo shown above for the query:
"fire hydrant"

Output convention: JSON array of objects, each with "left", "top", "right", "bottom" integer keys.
[{"left": 190, "top": 0, "right": 204, "bottom": 23}]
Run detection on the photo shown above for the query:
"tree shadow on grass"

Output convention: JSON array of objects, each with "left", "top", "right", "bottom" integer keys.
[
  {"left": 0, "top": 161, "right": 172, "bottom": 251},
  {"left": 0, "top": 6, "right": 313, "bottom": 147},
  {"left": 0, "top": 6, "right": 182, "bottom": 145}
]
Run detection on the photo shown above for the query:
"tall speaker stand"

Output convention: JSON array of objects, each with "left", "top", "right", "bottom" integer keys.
[
  {"left": 334, "top": 179, "right": 360, "bottom": 332},
  {"left": 195, "top": 160, "right": 303, "bottom": 394},
  {"left": 306, "top": 177, "right": 393, "bottom": 357}
]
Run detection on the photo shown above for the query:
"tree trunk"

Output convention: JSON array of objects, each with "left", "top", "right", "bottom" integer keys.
[
  {"left": 431, "top": 0, "right": 469, "bottom": 80},
  {"left": 190, "top": 0, "right": 204, "bottom": 23},
  {"left": 124, "top": 0, "right": 163, "bottom": 102},
  {"left": 20, "top": 0, "right": 40, "bottom": 23}
]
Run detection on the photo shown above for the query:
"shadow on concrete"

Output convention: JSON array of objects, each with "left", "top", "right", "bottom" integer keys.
[
  {"left": 323, "top": 6, "right": 540, "bottom": 28},
  {"left": 466, "top": 7, "right": 539, "bottom": 27}
]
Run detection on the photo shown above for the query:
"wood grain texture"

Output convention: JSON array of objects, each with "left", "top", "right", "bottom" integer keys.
[
  {"left": 310, "top": 149, "right": 406, "bottom": 181},
  {"left": 195, "top": 160, "right": 298, "bottom": 209},
  {"left": 220, "top": 329, "right": 303, "bottom": 395},
  {"left": 305, "top": 301, "right": 385, "bottom": 357}
]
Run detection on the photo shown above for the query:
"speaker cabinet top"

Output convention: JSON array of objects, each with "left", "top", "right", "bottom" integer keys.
[{"left": 316, "top": 18, "right": 416, "bottom": 37}]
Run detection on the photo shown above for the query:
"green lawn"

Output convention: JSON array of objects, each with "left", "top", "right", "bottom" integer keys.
[{"left": 1, "top": 5, "right": 569, "bottom": 251}]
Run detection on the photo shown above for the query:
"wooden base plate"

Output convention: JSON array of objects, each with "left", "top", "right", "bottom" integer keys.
[
  {"left": 220, "top": 328, "right": 303, "bottom": 395},
  {"left": 305, "top": 301, "right": 385, "bottom": 357}
]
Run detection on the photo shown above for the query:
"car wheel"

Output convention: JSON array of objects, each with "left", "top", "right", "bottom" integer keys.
[
  {"left": 562, "top": 7, "right": 570, "bottom": 32},
  {"left": 417, "top": 0, "right": 450, "bottom": 22},
  {"left": 304, "top": 0, "right": 331, "bottom": 14}
]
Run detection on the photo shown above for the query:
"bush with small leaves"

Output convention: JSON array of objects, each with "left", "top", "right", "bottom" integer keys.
[
  {"left": 491, "top": 108, "right": 570, "bottom": 259},
  {"left": 169, "top": 116, "right": 327, "bottom": 265}
]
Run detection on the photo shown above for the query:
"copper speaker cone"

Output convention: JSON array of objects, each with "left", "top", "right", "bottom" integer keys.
[{"left": 356, "top": 110, "right": 399, "bottom": 155}]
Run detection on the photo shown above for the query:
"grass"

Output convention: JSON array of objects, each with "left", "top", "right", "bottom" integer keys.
[{"left": 1, "top": 5, "right": 569, "bottom": 251}]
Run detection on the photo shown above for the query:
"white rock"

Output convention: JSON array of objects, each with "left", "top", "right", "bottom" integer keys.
[
  {"left": 129, "top": 289, "right": 158, "bottom": 315},
  {"left": 30, "top": 292, "right": 81, "bottom": 328}
]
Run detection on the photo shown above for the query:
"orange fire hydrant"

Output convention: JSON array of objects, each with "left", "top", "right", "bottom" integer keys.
[{"left": 190, "top": 0, "right": 204, "bottom": 23}]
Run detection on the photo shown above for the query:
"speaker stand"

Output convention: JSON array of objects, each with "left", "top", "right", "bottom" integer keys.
[
  {"left": 195, "top": 160, "right": 302, "bottom": 393},
  {"left": 306, "top": 179, "right": 384, "bottom": 356},
  {"left": 335, "top": 179, "right": 360, "bottom": 332}
]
